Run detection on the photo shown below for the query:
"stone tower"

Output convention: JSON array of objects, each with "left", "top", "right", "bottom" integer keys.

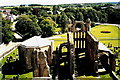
[{"left": 86, "top": 18, "right": 91, "bottom": 31}]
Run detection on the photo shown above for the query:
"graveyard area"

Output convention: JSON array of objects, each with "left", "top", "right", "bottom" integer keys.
[{"left": 91, "top": 24, "right": 120, "bottom": 78}]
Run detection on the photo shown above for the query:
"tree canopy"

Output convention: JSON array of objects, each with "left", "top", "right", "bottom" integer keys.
[
  {"left": 6, "top": 4, "right": 120, "bottom": 41},
  {"left": 1, "top": 18, "right": 14, "bottom": 44},
  {"left": 39, "top": 17, "right": 56, "bottom": 37},
  {"left": 15, "top": 15, "right": 41, "bottom": 39},
  {"left": 59, "top": 12, "right": 68, "bottom": 33}
]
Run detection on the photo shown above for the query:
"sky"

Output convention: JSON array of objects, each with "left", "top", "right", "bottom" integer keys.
[{"left": 0, "top": 0, "right": 119, "bottom": 6}]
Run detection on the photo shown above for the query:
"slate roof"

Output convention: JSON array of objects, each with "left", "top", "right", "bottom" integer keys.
[{"left": 20, "top": 36, "right": 52, "bottom": 48}]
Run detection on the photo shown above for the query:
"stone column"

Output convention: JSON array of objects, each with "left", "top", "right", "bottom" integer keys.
[{"left": 32, "top": 49, "right": 50, "bottom": 77}]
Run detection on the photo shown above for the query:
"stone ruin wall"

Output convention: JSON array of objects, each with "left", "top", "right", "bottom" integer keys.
[{"left": 18, "top": 43, "right": 53, "bottom": 77}]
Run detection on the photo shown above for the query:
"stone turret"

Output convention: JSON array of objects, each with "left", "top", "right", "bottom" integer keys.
[{"left": 86, "top": 18, "right": 91, "bottom": 31}]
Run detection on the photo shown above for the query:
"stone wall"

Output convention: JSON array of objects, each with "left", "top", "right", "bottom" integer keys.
[{"left": 18, "top": 44, "right": 53, "bottom": 77}]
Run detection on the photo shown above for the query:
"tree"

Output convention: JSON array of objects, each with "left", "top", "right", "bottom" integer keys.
[
  {"left": 38, "top": 9, "right": 48, "bottom": 17},
  {"left": 77, "top": 8, "right": 88, "bottom": 21},
  {"left": 75, "top": 12, "right": 84, "bottom": 21},
  {"left": 64, "top": 7, "right": 76, "bottom": 13},
  {"left": 87, "top": 9, "right": 98, "bottom": 22},
  {"left": 103, "top": 7, "right": 120, "bottom": 24},
  {"left": 12, "top": 7, "right": 32, "bottom": 15},
  {"left": 38, "top": 16, "right": 45, "bottom": 24},
  {"left": 39, "top": 17, "right": 56, "bottom": 37},
  {"left": 76, "top": 4, "right": 83, "bottom": 7},
  {"left": 1, "top": 18, "right": 14, "bottom": 44},
  {"left": 55, "top": 14, "right": 62, "bottom": 25},
  {"left": 10, "top": 9, "right": 18, "bottom": 15},
  {"left": 19, "top": 7, "right": 32, "bottom": 14},
  {"left": 53, "top": 5, "right": 59, "bottom": 15},
  {"left": 103, "top": 3, "right": 115, "bottom": 7},
  {"left": 87, "top": 12, "right": 94, "bottom": 21},
  {"left": 29, "top": 15, "right": 38, "bottom": 22},
  {"left": 66, "top": 12, "right": 75, "bottom": 23},
  {"left": 104, "top": 7, "right": 115, "bottom": 23},
  {"left": 59, "top": 12, "right": 68, "bottom": 33},
  {"left": 112, "top": 10, "right": 120, "bottom": 24},
  {"left": 15, "top": 15, "right": 41, "bottom": 39}
]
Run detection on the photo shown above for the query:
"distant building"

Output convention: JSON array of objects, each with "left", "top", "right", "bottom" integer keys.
[{"left": 1, "top": 9, "right": 18, "bottom": 22}]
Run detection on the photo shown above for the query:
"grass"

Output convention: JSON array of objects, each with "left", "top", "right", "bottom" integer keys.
[
  {"left": 51, "top": 25, "right": 120, "bottom": 79},
  {"left": 76, "top": 78, "right": 112, "bottom": 80},
  {"left": 2, "top": 7, "right": 14, "bottom": 9},
  {"left": 0, "top": 48, "right": 33, "bottom": 79},
  {"left": 100, "top": 74, "right": 111, "bottom": 78},
  {"left": 0, "top": 48, "right": 18, "bottom": 80},
  {"left": 91, "top": 25, "right": 120, "bottom": 39},
  {"left": 91, "top": 25, "right": 120, "bottom": 47},
  {"left": 91, "top": 25, "right": 120, "bottom": 78},
  {"left": 4, "top": 72, "right": 33, "bottom": 79},
  {"left": 55, "top": 28, "right": 61, "bottom": 32},
  {"left": 0, "top": 24, "right": 120, "bottom": 79},
  {"left": 0, "top": 48, "right": 19, "bottom": 66},
  {"left": 76, "top": 75, "right": 112, "bottom": 80},
  {"left": 19, "top": 72, "right": 33, "bottom": 78},
  {"left": 50, "top": 33, "right": 68, "bottom": 50},
  {"left": 100, "top": 40, "right": 120, "bottom": 47}
]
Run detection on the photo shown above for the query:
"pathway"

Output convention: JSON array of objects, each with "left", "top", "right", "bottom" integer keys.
[
  {"left": 0, "top": 42, "right": 21, "bottom": 60},
  {"left": 95, "top": 23, "right": 120, "bottom": 29}
]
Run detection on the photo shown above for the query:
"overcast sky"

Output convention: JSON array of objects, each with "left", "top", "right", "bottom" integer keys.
[{"left": 0, "top": 0, "right": 119, "bottom": 6}]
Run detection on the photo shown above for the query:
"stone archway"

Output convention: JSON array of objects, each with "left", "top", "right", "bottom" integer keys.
[{"left": 72, "top": 21, "right": 87, "bottom": 32}]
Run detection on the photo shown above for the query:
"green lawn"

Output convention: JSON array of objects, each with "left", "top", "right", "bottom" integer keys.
[
  {"left": 0, "top": 48, "right": 18, "bottom": 79},
  {"left": 5, "top": 72, "right": 33, "bottom": 79},
  {"left": 50, "top": 33, "right": 68, "bottom": 50},
  {"left": 0, "top": 49, "right": 33, "bottom": 79},
  {"left": 0, "top": 48, "right": 18, "bottom": 66},
  {"left": 91, "top": 25, "right": 120, "bottom": 47},
  {"left": 91, "top": 25, "right": 120, "bottom": 39}
]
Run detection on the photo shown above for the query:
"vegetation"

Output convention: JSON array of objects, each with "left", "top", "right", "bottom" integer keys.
[
  {"left": 10, "top": 7, "right": 32, "bottom": 15},
  {"left": 0, "top": 48, "right": 33, "bottom": 79},
  {"left": 39, "top": 17, "right": 56, "bottom": 37},
  {"left": 0, "top": 2, "right": 120, "bottom": 79},
  {"left": 0, "top": 48, "right": 18, "bottom": 79},
  {"left": 0, "top": 49, "right": 18, "bottom": 65},
  {"left": 91, "top": 25, "right": 120, "bottom": 78},
  {"left": 50, "top": 33, "right": 67, "bottom": 50},
  {"left": 15, "top": 14, "right": 41, "bottom": 39},
  {"left": 91, "top": 25, "right": 120, "bottom": 47},
  {"left": 59, "top": 12, "right": 68, "bottom": 33},
  {"left": 0, "top": 24, "right": 120, "bottom": 79},
  {"left": 0, "top": 17, "right": 14, "bottom": 44},
  {"left": 91, "top": 25, "right": 120, "bottom": 38},
  {"left": 7, "top": 3, "right": 119, "bottom": 41}
]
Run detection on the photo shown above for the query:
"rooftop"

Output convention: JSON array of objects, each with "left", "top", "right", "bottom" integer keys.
[{"left": 20, "top": 36, "right": 52, "bottom": 48}]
